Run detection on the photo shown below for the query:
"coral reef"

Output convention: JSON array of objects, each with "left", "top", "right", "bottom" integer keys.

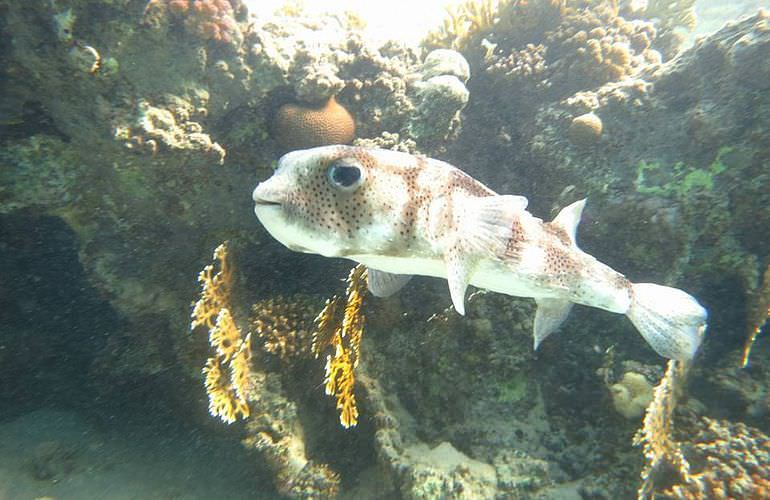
[
  {"left": 241, "top": 371, "right": 341, "bottom": 498},
  {"left": 118, "top": 97, "right": 226, "bottom": 164},
  {"left": 250, "top": 295, "right": 319, "bottom": 364},
  {"left": 357, "top": 366, "right": 555, "bottom": 498},
  {"left": 271, "top": 96, "right": 356, "bottom": 151},
  {"left": 635, "top": 358, "right": 770, "bottom": 498},
  {"left": 665, "top": 417, "right": 770, "bottom": 498},
  {"left": 312, "top": 265, "right": 368, "bottom": 429},
  {"left": 191, "top": 243, "right": 342, "bottom": 496},
  {"left": 742, "top": 264, "right": 770, "bottom": 367},
  {"left": 143, "top": 0, "right": 245, "bottom": 46},
  {"left": 3, "top": 1, "right": 770, "bottom": 498},
  {"left": 610, "top": 371, "right": 654, "bottom": 419},
  {"left": 634, "top": 360, "right": 690, "bottom": 497},
  {"left": 191, "top": 242, "right": 251, "bottom": 423}
]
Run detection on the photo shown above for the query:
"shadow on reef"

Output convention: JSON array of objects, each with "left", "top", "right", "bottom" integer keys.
[
  {"left": 0, "top": 212, "right": 277, "bottom": 495},
  {"left": 0, "top": 213, "right": 112, "bottom": 416}
]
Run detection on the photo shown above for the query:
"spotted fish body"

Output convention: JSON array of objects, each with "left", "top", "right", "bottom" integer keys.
[{"left": 253, "top": 145, "right": 707, "bottom": 360}]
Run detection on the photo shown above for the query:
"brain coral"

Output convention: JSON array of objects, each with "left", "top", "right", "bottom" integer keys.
[{"left": 271, "top": 96, "right": 356, "bottom": 151}]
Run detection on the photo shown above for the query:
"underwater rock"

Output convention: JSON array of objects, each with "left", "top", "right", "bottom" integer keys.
[
  {"left": 407, "top": 75, "right": 469, "bottom": 148},
  {"left": 126, "top": 97, "right": 226, "bottom": 164},
  {"left": 568, "top": 111, "right": 603, "bottom": 146},
  {"left": 357, "top": 364, "right": 555, "bottom": 498},
  {"left": 242, "top": 371, "right": 340, "bottom": 498},
  {"left": 271, "top": 96, "right": 356, "bottom": 151}
]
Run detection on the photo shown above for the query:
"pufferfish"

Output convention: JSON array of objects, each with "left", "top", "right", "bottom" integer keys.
[{"left": 252, "top": 145, "right": 707, "bottom": 361}]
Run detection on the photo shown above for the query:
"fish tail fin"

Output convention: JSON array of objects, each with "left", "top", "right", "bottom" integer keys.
[{"left": 626, "top": 283, "right": 707, "bottom": 360}]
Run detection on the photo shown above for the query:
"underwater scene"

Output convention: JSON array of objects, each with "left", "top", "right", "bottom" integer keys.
[{"left": 1, "top": 0, "right": 769, "bottom": 498}]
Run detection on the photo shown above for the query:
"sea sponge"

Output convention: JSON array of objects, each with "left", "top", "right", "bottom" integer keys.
[
  {"left": 611, "top": 371, "right": 654, "bottom": 419},
  {"left": 271, "top": 96, "right": 355, "bottom": 151}
]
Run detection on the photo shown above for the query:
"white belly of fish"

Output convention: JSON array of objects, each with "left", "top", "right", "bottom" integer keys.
[{"left": 350, "top": 254, "right": 554, "bottom": 300}]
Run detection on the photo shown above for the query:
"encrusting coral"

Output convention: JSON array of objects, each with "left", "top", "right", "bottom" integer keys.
[
  {"left": 742, "top": 264, "right": 770, "bottom": 367},
  {"left": 634, "top": 357, "right": 770, "bottom": 498},
  {"left": 664, "top": 417, "right": 770, "bottom": 498},
  {"left": 271, "top": 96, "right": 356, "bottom": 151},
  {"left": 312, "top": 265, "right": 368, "bottom": 429},
  {"left": 191, "top": 242, "right": 251, "bottom": 424}
]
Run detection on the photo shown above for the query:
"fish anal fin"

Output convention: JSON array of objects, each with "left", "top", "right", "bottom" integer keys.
[
  {"left": 367, "top": 269, "right": 412, "bottom": 297},
  {"left": 533, "top": 298, "right": 573, "bottom": 350},
  {"left": 551, "top": 199, "right": 586, "bottom": 246},
  {"left": 445, "top": 247, "right": 473, "bottom": 316}
]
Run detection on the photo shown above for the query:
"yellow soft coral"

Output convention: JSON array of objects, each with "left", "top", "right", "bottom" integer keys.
[
  {"left": 313, "top": 265, "right": 368, "bottom": 428},
  {"left": 742, "top": 264, "right": 770, "bottom": 367},
  {"left": 191, "top": 242, "right": 251, "bottom": 424},
  {"left": 324, "top": 343, "right": 359, "bottom": 429},
  {"left": 634, "top": 360, "right": 690, "bottom": 499},
  {"left": 191, "top": 243, "right": 232, "bottom": 331}
]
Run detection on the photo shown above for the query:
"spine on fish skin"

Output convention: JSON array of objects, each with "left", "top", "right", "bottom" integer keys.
[{"left": 626, "top": 283, "right": 707, "bottom": 360}]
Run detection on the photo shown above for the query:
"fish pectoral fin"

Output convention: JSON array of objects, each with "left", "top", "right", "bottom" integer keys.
[
  {"left": 367, "top": 268, "right": 412, "bottom": 297},
  {"left": 551, "top": 199, "right": 586, "bottom": 247},
  {"left": 459, "top": 194, "right": 529, "bottom": 256},
  {"left": 445, "top": 248, "right": 474, "bottom": 316},
  {"left": 533, "top": 298, "right": 574, "bottom": 350}
]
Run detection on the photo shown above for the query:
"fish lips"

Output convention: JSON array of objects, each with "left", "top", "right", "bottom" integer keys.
[{"left": 252, "top": 183, "right": 283, "bottom": 208}]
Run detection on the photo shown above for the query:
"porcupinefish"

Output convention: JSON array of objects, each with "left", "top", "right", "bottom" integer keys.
[{"left": 252, "top": 145, "right": 707, "bottom": 360}]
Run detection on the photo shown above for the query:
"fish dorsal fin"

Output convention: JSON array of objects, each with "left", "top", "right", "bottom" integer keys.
[
  {"left": 551, "top": 199, "right": 586, "bottom": 246},
  {"left": 533, "top": 298, "right": 574, "bottom": 350},
  {"left": 458, "top": 194, "right": 529, "bottom": 256},
  {"left": 443, "top": 194, "right": 528, "bottom": 315},
  {"left": 367, "top": 268, "right": 412, "bottom": 297}
]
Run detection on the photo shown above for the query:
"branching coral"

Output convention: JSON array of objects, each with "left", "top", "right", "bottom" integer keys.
[
  {"left": 312, "top": 265, "right": 368, "bottom": 428},
  {"left": 742, "top": 264, "right": 770, "bottom": 367},
  {"left": 249, "top": 294, "right": 320, "bottom": 364},
  {"left": 191, "top": 242, "right": 232, "bottom": 331},
  {"left": 423, "top": 0, "right": 501, "bottom": 51},
  {"left": 191, "top": 242, "right": 251, "bottom": 424},
  {"left": 423, "top": 0, "right": 564, "bottom": 52}
]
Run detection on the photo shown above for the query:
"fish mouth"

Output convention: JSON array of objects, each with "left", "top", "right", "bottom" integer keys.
[
  {"left": 252, "top": 183, "right": 283, "bottom": 207},
  {"left": 253, "top": 199, "right": 281, "bottom": 207}
]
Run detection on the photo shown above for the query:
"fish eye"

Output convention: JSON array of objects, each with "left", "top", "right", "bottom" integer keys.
[{"left": 327, "top": 160, "right": 364, "bottom": 191}]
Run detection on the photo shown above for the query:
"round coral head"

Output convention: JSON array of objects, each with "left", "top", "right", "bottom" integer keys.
[{"left": 272, "top": 96, "right": 356, "bottom": 151}]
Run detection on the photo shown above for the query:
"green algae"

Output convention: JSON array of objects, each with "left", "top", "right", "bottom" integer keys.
[{"left": 635, "top": 146, "right": 734, "bottom": 197}]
